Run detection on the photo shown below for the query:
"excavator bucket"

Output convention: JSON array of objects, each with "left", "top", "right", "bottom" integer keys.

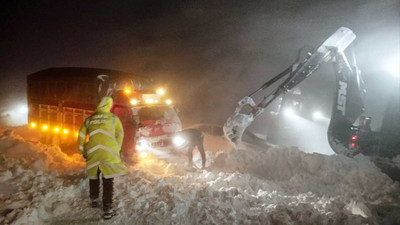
[{"left": 223, "top": 96, "right": 259, "bottom": 148}]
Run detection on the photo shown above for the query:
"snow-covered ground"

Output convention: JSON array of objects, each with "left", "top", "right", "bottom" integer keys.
[{"left": 0, "top": 127, "right": 400, "bottom": 224}]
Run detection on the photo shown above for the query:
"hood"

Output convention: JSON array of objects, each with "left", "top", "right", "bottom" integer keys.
[{"left": 96, "top": 97, "right": 113, "bottom": 113}]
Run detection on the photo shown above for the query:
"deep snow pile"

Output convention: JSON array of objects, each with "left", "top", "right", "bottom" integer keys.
[
  {"left": 1, "top": 130, "right": 400, "bottom": 224},
  {"left": 0, "top": 131, "right": 86, "bottom": 224},
  {"left": 393, "top": 155, "right": 400, "bottom": 167},
  {"left": 211, "top": 146, "right": 398, "bottom": 197},
  {"left": 0, "top": 131, "right": 85, "bottom": 173}
]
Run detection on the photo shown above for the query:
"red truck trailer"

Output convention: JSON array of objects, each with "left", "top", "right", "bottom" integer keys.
[{"left": 27, "top": 67, "right": 182, "bottom": 160}]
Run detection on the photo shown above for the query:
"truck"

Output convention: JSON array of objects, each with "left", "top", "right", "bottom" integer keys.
[
  {"left": 224, "top": 27, "right": 399, "bottom": 158},
  {"left": 27, "top": 67, "right": 182, "bottom": 160}
]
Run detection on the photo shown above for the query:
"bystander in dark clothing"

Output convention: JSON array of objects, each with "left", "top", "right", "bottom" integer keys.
[{"left": 179, "top": 129, "right": 206, "bottom": 169}]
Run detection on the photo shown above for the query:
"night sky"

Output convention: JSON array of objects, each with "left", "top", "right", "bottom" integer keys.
[{"left": 1, "top": 0, "right": 399, "bottom": 129}]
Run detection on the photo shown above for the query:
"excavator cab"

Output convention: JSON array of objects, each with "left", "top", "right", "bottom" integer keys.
[{"left": 347, "top": 116, "right": 381, "bottom": 156}]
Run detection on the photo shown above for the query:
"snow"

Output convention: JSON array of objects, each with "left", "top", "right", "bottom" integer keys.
[
  {"left": 0, "top": 127, "right": 400, "bottom": 224},
  {"left": 392, "top": 155, "right": 400, "bottom": 168}
]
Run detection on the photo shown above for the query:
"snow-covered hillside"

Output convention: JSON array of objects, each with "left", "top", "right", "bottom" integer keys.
[{"left": 0, "top": 127, "right": 399, "bottom": 224}]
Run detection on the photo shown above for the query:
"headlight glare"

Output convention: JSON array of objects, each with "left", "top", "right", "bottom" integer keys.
[
  {"left": 173, "top": 135, "right": 187, "bottom": 148},
  {"left": 136, "top": 138, "right": 149, "bottom": 151}
]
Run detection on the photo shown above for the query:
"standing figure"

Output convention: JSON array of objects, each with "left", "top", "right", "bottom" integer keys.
[
  {"left": 78, "top": 97, "right": 127, "bottom": 220},
  {"left": 174, "top": 128, "right": 206, "bottom": 169}
]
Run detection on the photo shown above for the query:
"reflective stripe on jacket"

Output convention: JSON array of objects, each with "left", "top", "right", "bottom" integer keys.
[{"left": 78, "top": 97, "right": 127, "bottom": 179}]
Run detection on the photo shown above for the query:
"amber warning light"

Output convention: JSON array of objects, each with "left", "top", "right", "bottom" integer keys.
[{"left": 124, "top": 88, "right": 132, "bottom": 94}]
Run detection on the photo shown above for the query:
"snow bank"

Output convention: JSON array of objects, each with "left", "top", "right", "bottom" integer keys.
[
  {"left": 0, "top": 165, "right": 85, "bottom": 225},
  {"left": 0, "top": 131, "right": 86, "bottom": 224},
  {"left": 0, "top": 131, "right": 85, "bottom": 173},
  {"left": 392, "top": 155, "right": 400, "bottom": 168},
  {"left": 211, "top": 146, "right": 398, "bottom": 196}
]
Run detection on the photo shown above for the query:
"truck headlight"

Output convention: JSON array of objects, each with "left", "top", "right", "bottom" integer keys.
[
  {"left": 139, "top": 152, "right": 148, "bottom": 158},
  {"left": 284, "top": 108, "right": 295, "bottom": 117},
  {"left": 157, "top": 88, "right": 165, "bottom": 95},
  {"left": 312, "top": 111, "right": 323, "bottom": 120},
  {"left": 384, "top": 57, "right": 399, "bottom": 77},
  {"left": 136, "top": 138, "right": 149, "bottom": 151},
  {"left": 173, "top": 134, "right": 187, "bottom": 148},
  {"left": 18, "top": 106, "right": 28, "bottom": 114},
  {"left": 130, "top": 99, "right": 138, "bottom": 105}
]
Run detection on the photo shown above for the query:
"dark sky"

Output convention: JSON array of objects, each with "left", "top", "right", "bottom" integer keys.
[{"left": 1, "top": 0, "right": 399, "bottom": 128}]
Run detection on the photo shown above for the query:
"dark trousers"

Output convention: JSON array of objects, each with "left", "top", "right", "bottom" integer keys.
[
  {"left": 188, "top": 135, "right": 206, "bottom": 168},
  {"left": 89, "top": 169, "right": 114, "bottom": 208}
]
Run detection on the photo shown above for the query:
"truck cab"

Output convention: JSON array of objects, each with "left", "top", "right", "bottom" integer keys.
[{"left": 110, "top": 89, "right": 181, "bottom": 161}]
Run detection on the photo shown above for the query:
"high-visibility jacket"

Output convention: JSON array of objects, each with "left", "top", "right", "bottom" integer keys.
[{"left": 78, "top": 97, "right": 127, "bottom": 179}]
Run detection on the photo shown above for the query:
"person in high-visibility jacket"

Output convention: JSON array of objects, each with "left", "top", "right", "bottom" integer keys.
[{"left": 78, "top": 97, "right": 127, "bottom": 220}]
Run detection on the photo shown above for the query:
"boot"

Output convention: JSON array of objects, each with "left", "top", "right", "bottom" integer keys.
[
  {"left": 91, "top": 199, "right": 99, "bottom": 208},
  {"left": 103, "top": 206, "right": 117, "bottom": 220}
]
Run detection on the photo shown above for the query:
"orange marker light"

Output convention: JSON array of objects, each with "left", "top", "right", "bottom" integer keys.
[
  {"left": 63, "top": 129, "right": 69, "bottom": 134},
  {"left": 30, "top": 122, "right": 37, "bottom": 128},
  {"left": 54, "top": 127, "right": 60, "bottom": 133},
  {"left": 124, "top": 88, "right": 131, "bottom": 94},
  {"left": 42, "top": 125, "right": 48, "bottom": 131}
]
